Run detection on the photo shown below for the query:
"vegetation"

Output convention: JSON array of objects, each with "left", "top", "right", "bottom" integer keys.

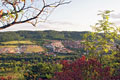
[
  {"left": 0, "top": 31, "right": 87, "bottom": 42},
  {"left": 1, "top": 41, "right": 35, "bottom": 45},
  {"left": 52, "top": 56, "right": 120, "bottom": 80},
  {"left": 83, "top": 11, "right": 120, "bottom": 76},
  {"left": 24, "top": 45, "right": 44, "bottom": 53},
  {"left": 0, "top": 45, "right": 17, "bottom": 48},
  {"left": 0, "top": 10, "right": 120, "bottom": 80},
  {"left": 0, "top": 53, "right": 79, "bottom": 80},
  {"left": 24, "top": 62, "right": 62, "bottom": 80}
]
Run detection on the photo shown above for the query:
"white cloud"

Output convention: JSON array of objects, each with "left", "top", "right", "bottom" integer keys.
[
  {"left": 0, "top": 20, "right": 92, "bottom": 32},
  {"left": 46, "top": 21, "right": 75, "bottom": 26},
  {"left": 111, "top": 13, "right": 120, "bottom": 19}
]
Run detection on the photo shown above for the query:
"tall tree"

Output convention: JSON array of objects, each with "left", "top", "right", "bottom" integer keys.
[
  {"left": 83, "top": 11, "right": 120, "bottom": 75},
  {"left": 83, "top": 10, "right": 120, "bottom": 60}
]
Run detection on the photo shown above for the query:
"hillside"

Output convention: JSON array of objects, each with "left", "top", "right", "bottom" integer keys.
[{"left": 0, "top": 30, "right": 89, "bottom": 42}]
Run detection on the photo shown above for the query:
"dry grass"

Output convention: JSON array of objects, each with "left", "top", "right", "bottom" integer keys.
[
  {"left": 1, "top": 41, "right": 35, "bottom": 45},
  {"left": 25, "top": 45, "right": 44, "bottom": 53},
  {"left": 0, "top": 45, "right": 17, "bottom": 48}
]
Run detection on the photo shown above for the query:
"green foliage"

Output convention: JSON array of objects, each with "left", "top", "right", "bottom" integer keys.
[
  {"left": 0, "top": 53, "right": 76, "bottom": 79},
  {"left": 83, "top": 10, "right": 120, "bottom": 58},
  {"left": 24, "top": 62, "right": 62, "bottom": 80},
  {"left": 0, "top": 30, "right": 87, "bottom": 42},
  {"left": 83, "top": 10, "right": 120, "bottom": 75},
  {"left": 0, "top": 32, "right": 23, "bottom": 42}
]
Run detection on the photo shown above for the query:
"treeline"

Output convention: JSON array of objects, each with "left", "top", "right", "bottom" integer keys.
[{"left": 0, "top": 30, "right": 88, "bottom": 42}]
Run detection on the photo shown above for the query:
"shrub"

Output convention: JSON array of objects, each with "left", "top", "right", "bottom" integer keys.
[{"left": 52, "top": 56, "right": 120, "bottom": 80}]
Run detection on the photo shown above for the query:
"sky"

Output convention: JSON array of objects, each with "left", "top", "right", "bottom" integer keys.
[{"left": 1, "top": 0, "right": 120, "bottom": 32}]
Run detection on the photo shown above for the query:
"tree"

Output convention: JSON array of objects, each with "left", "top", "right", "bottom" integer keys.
[
  {"left": 83, "top": 10, "right": 120, "bottom": 59},
  {"left": 83, "top": 10, "right": 120, "bottom": 75},
  {"left": 24, "top": 62, "right": 62, "bottom": 80},
  {"left": 0, "top": 0, "right": 70, "bottom": 30}
]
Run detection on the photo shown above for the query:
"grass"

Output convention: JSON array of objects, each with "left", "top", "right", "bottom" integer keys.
[
  {"left": 25, "top": 45, "right": 44, "bottom": 53},
  {"left": 0, "top": 42, "right": 45, "bottom": 53},
  {"left": 1, "top": 41, "right": 35, "bottom": 45},
  {"left": 0, "top": 45, "right": 17, "bottom": 48}
]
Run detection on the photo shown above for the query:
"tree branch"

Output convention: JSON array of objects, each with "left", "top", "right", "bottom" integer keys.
[{"left": 0, "top": 0, "right": 71, "bottom": 30}]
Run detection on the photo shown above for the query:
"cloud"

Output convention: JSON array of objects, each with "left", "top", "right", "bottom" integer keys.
[
  {"left": 112, "top": 20, "right": 120, "bottom": 25},
  {"left": 0, "top": 20, "right": 92, "bottom": 32},
  {"left": 111, "top": 13, "right": 120, "bottom": 19},
  {"left": 46, "top": 20, "right": 75, "bottom": 26},
  {"left": 110, "top": 12, "right": 120, "bottom": 25}
]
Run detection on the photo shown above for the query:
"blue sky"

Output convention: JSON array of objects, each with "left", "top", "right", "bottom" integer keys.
[{"left": 1, "top": 0, "right": 120, "bottom": 31}]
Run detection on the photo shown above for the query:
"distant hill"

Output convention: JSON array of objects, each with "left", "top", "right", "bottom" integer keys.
[{"left": 0, "top": 30, "right": 89, "bottom": 42}]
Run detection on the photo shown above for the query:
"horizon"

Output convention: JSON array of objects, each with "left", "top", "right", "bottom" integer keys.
[
  {"left": 0, "top": 29, "right": 90, "bottom": 32},
  {"left": 0, "top": 0, "right": 120, "bottom": 32}
]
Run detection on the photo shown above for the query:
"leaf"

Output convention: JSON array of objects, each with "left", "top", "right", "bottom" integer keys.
[
  {"left": 21, "top": 0, "right": 25, "bottom": 2},
  {"left": 0, "top": 9, "right": 3, "bottom": 15},
  {"left": 7, "top": 10, "right": 9, "bottom": 13},
  {"left": 106, "top": 16, "right": 109, "bottom": 20},
  {"left": 110, "top": 39, "right": 114, "bottom": 42},
  {"left": 104, "top": 48, "right": 109, "bottom": 53},
  {"left": 105, "top": 10, "right": 111, "bottom": 14}
]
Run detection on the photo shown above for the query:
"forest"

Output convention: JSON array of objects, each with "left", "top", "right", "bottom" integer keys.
[{"left": 0, "top": 30, "right": 87, "bottom": 42}]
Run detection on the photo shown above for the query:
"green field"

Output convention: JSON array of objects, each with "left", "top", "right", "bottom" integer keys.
[
  {"left": 1, "top": 41, "right": 35, "bottom": 45},
  {"left": 0, "top": 45, "right": 17, "bottom": 48}
]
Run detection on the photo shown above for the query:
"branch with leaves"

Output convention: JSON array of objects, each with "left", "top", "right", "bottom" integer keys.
[
  {"left": 0, "top": 0, "right": 71, "bottom": 30},
  {"left": 82, "top": 10, "right": 120, "bottom": 60}
]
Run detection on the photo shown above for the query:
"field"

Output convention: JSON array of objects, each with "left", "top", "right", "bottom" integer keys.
[
  {"left": 24, "top": 45, "right": 45, "bottom": 53},
  {"left": 1, "top": 41, "right": 35, "bottom": 45},
  {"left": 0, "top": 41, "right": 45, "bottom": 53},
  {"left": 0, "top": 45, "right": 17, "bottom": 48}
]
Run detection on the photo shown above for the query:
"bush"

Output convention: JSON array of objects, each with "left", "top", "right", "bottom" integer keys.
[
  {"left": 24, "top": 62, "right": 62, "bottom": 80},
  {"left": 52, "top": 56, "right": 120, "bottom": 80}
]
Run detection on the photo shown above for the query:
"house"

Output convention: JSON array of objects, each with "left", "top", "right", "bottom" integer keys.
[
  {"left": 62, "top": 40, "right": 84, "bottom": 49},
  {"left": 44, "top": 40, "right": 73, "bottom": 53}
]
